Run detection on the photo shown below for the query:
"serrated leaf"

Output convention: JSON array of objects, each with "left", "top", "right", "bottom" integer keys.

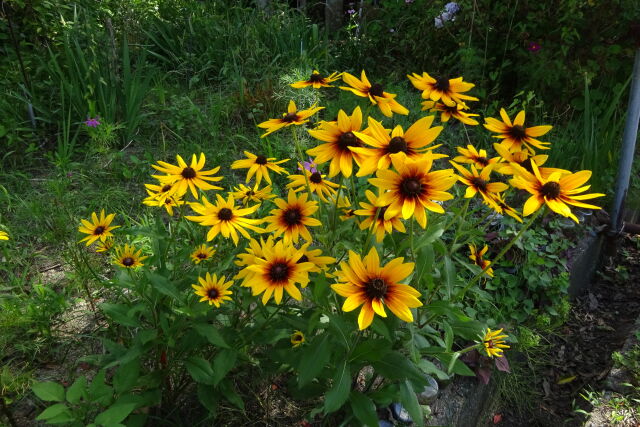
[
  {"left": 298, "top": 335, "right": 331, "bottom": 386},
  {"left": 193, "top": 324, "right": 230, "bottom": 349},
  {"left": 94, "top": 403, "right": 137, "bottom": 425},
  {"left": 323, "top": 361, "right": 351, "bottom": 414},
  {"left": 33, "top": 381, "right": 65, "bottom": 402},
  {"left": 350, "top": 391, "right": 378, "bottom": 427},
  {"left": 66, "top": 376, "right": 87, "bottom": 404}
]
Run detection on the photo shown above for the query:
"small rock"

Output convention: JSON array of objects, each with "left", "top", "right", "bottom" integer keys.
[
  {"left": 417, "top": 375, "right": 439, "bottom": 404},
  {"left": 390, "top": 402, "right": 413, "bottom": 424}
]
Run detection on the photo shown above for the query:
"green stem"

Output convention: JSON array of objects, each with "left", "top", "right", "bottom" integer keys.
[{"left": 448, "top": 198, "right": 471, "bottom": 254}]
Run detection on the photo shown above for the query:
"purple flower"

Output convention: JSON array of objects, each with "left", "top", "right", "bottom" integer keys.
[
  {"left": 434, "top": 17, "right": 444, "bottom": 28},
  {"left": 444, "top": 2, "right": 460, "bottom": 13},
  {"left": 347, "top": 8, "right": 356, "bottom": 15},
  {"left": 405, "top": 0, "right": 414, "bottom": 3},
  {"left": 527, "top": 42, "right": 542, "bottom": 53},
  {"left": 299, "top": 158, "right": 318, "bottom": 174},
  {"left": 85, "top": 117, "right": 101, "bottom": 128}
]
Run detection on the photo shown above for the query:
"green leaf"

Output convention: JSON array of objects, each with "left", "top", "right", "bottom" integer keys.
[
  {"left": 33, "top": 381, "right": 65, "bottom": 402},
  {"left": 193, "top": 324, "right": 230, "bottom": 349},
  {"left": 218, "top": 378, "right": 244, "bottom": 410},
  {"left": 371, "top": 352, "right": 427, "bottom": 386},
  {"left": 443, "top": 256, "right": 456, "bottom": 299},
  {"left": 94, "top": 402, "right": 137, "bottom": 425},
  {"left": 213, "top": 349, "right": 237, "bottom": 385},
  {"left": 400, "top": 380, "right": 424, "bottom": 427},
  {"left": 197, "top": 384, "right": 219, "bottom": 414},
  {"left": 326, "top": 313, "right": 354, "bottom": 350},
  {"left": 35, "top": 403, "right": 71, "bottom": 421},
  {"left": 298, "top": 335, "right": 331, "bottom": 386},
  {"left": 324, "top": 361, "right": 351, "bottom": 414},
  {"left": 349, "top": 339, "right": 391, "bottom": 363},
  {"left": 443, "top": 321, "right": 453, "bottom": 352},
  {"left": 449, "top": 319, "right": 485, "bottom": 341},
  {"left": 100, "top": 303, "right": 140, "bottom": 327},
  {"left": 114, "top": 359, "right": 140, "bottom": 394},
  {"left": 145, "top": 271, "right": 181, "bottom": 300},
  {"left": 350, "top": 391, "right": 379, "bottom": 427},
  {"left": 435, "top": 353, "right": 475, "bottom": 377},
  {"left": 186, "top": 356, "right": 215, "bottom": 385},
  {"left": 66, "top": 376, "right": 88, "bottom": 404},
  {"left": 88, "top": 370, "right": 113, "bottom": 406}
]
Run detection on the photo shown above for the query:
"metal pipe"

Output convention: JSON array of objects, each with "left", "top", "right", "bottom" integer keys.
[{"left": 610, "top": 48, "right": 640, "bottom": 234}]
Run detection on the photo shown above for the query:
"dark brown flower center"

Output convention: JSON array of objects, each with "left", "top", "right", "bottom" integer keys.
[
  {"left": 338, "top": 131, "right": 361, "bottom": 150},
  {"left": 292, "top": 332, "right": 303, "bottom": 342},
  {"left": 470, "top": 177, "right": 488, "bottom": 192},
  {"left": 207, "top": 288, "right": 219, "bottom": 299},
  {"left": 197, "top": 253, "right": 207, "bottom": 259},
  {"left": 401, "top": 178, "right": 422, "bottom": 197},
  {"left": 387, "top": 136, "right": 408, "bottom": 154},
  {"left": 434, "top": 76, "right": 450, "bottom": 92},
  {"left": 365, "top": 277, "right": 388, "bottom": 300},
  {"left": 282, "top": 112, "right": 299, "bottom": 123},
  {"left": 540, "top": 181, "right": 561, "bottom": 199},
  {"left": 520, "top": 158, "right": 535, "bottom": 173},
  {"left": 509, "top": 125, "right": 527, "bottom": 140},
  {"left": 310, "top": 172, "right": 323, "bottom": 183},
  {"left": 93, "top": 226, "right": 105, "bottom": 235},
  {"left": 297, "top": 254, "right": 309, "bottom": 264},
  {"left": 246, "top": 190, "right": 255, "bottom": 196},
  {"left": 122, "top": 257, "right": 134, "bottom": 267},
  {"left": 269, "top": 262, "right": 289, "bottom": 282},
  {"left": 476, "top": 157, "right": 490, "bottom": 167},
  {"left": 376, "top": 205, "right": 388, "bottom": 220},
  {"left": 309, "top": 73, "right": 324, "bottom": 82},
  {"left": 161, "top": 184, "right": 172, "bottom": 192},
  {"left": 218, "top": 208, "right": 233, "bottom": 221},
  {"left": 181, "top": 167, "right": 197, "bottom": 179},
  {"left": 283, "top": 208, "right": 302, "bottom": 225},
  {"left": 255, "top": 155, "right": 268, "bottom": 165},
  {"left": 369, "top": 83, "right": 384, "bottom": 98}
]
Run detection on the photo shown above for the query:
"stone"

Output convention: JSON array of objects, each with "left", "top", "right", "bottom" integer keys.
[{"left": 417, "top": 375, "right": 439, "bottom": 404}]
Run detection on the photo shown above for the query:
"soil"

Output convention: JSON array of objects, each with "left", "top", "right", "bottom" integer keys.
[{"left": 493, "top": 235, "right": 640, "bottom": 426}]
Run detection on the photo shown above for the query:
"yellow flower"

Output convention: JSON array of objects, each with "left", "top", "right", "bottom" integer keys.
[
  {"left": 340, "top": 70, "right": 409, "bottom": 117},
  {"left": 354, "top": 190, "right": 406, "bottom": 243},
  {"left": 143, "top": 182, "right": 175, "bottom": 205},
  {"left": 450, "top": 162, "right": 509, "bottom": 205},
  {"left": 257, "top": 100, "right": 324, "bottom": 138},
  {"left": 186, "top": 194, "right": 263, "bottom": 245},
  {"left": 407, "top": 72, "right": 478, "bottom": 106},
  {"left": 332, "top": 247, "right": 422, "bottom": 330},
  {"left": 287, "top": 167, "right": 341, "bottom": 202},
  {"left": 0, "top": 230, "right": 9, "bottom": 241},
  {"left": 78, "top": 209, "right": 120, "bottom": 246},
  {"left": 113, "top": 244, "right": 148, "bottom": 269},
  {"left": 95, "top": 238, "right": 114, "bottom": 253},
  {"left": 229, "top": 183, "right": 275, "bottom": 206},
  {"left": 484, "top": 109, "right": 552, "bottom": 153},
  {"left": 492, "top": 143, "right": 567, "bottom": 178},
  {"left": 421, "top": 100, "right": 479, "bottom": 125},
  {"left": 307, "top": 106, "right": 366, "bottom": 178},
  {"left": 334, "top": 195, "right": 357, "bottom": 221},
  {"left": 190, "top": 244, "right": 216, "bottom": 264},
  {"left": 297, "top": 242, "right": 336, "bottom": 274},
  {"left": 482, "top": 328, "right": 510, "bottom": 358},
  {"left": 290, "top": 330, "right": 306, "bottom": 347},
  {"left": 245, "top": 239, "right": 314, "bottom": 304},
  {"left": 369, "top": 154, "right": 457, "bottom": 228},
  {"left": 352, "top": 116, "right": 445, "bottom": 177},
  {"left": 192, "top": 273, "right": 233, "bottom": 308},
  {"left": 453, "top": 145, "right": 500, "bottom": 170},
  {"left": 509, "top": 162, "right": 604, "bottom": 223},
  {"left": 231, "top": 151, "right": 289, "bottom": 186},
  {"left": 152, "top": 153, "right": 223, "bottom": 199},
  {"left": 291, "top": 70, "right": 342, "bottom": 89},
  {"left": 469, "top": 244, "right": 494, "bottom": 278},
  {"left": 234, "top": 236, "right": 275, "bottom": 285},
  {"left": 263, "top": 190, "right": 321, "bottom": 244},
  {"left": 483, "top": 193, "right": 522, "bottom": 223},
  {"left": 143, "top": 191, "right": 185, "bottom": 216}
]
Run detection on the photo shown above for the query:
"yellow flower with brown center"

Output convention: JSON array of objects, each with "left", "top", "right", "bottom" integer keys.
[
  {"left": 482, "top": 328, "right": 510, "bottom": 358},
  {"left": 113, "top": 244, "right": 148, "bottom": 269},
  {"left": 192, "top": 273, "right": 233, "bottom": 308},
  {"left": 307, "top": 106, "right": 366, "bottom": 178},
  {"left": 190, "top": 244, "right": 216, "bottom": 264},
  {"left": 483, "top": 193, "right": 522, "bottom": 223},
  {"left": 0, "top": 231, "right": 8, "bottom": 241},
  {"left": 231, "top": 151, "right": 289, "bottom": 186},
  {"left": 354, "top": 190, "right": 406, "bottom": 243},
  {"left": 78, "top": 210, "right": 120, "bottom": 246},
  {"left": 297, "top": 243, "right": 336, "bottom": 274},
  {"left": 369, "top": 154, "right": 457, "bottom": 228},
  {"left": 492, "top": 143, "right": 566, "bottom": 178},
  {"left": 143, "top": 182, "right": 176, "bottom": 205},
  {"left": 95, "top": 238, "right": 114, "bottom": 253},
  {"left": 421, "top": 100, "right": 479, "bottom": 125},
  {"left": 291, "top": 70, "right": 342, "bottom": 89},
  {"left": 469, "top": 244, "right": 494, "bottom": 278},
  {"left": 407, "top": 72, "right": 478, "bottom": 106},
  {"left": 152, "top": 153, "right": 223, "bottom": 199},
  {"left": 143, "top": 191, "right": 185, "bottom": 216},
  {"left": 509, "top": 162, "right": 604, "bottom": 223},
  {"left": 186, "top": 194, "right": 263, "bottom": 245},
  {"left": 484, "top": 109, "right": 552, "bottom": 153},
  {"left": 453, "top": 145, "right": 500, "bottom": 170},
  {"left": 352, "top": 116, "right": 445, "bottom": 177},
  {"left": 245, "top": 239, "right": 314, "bottom": 304},
  {"left": 257, "top": 100, "right": 324, "bottom": 138},
  {"left": 340, "top": 70, "right": 409, "bottom": 117},
  {"left": 263, "top": 190, "right": 321, "bottom": 243},
  {"left": 234, "top": 236, "right": 275, "bottom": 285},
  {"left": 290, "top": 330, "right": 305, "bottom": 347},
  {"left": 230, "top": 183, "right": 275, "bottom": 206},
  {"left": 332, "top": 247, "right": 422, "bottom": 330},
  {"left": 335, "top": 196, "right": 357, "bottom": 221},
  {"left": 287, "top": 167, "right": 341, "bottom": 202},
  {"left": 450, "top": 162, "right": 509, "bottom": 205}
]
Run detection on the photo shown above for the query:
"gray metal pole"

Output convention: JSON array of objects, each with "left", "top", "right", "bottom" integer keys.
[{"left": 610, "top": 48, "right": 640, "bottom": 234}]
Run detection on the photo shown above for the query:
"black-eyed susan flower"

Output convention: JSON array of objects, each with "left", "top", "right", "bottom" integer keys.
[
  {"left": 307, "top": 106, "right": 366, "bottom": 178},
  {"left": 291, "top": 70, "right": 342, "bottom": 89},
  {"left": 352, "top": 116, "right": 445, "bottom": 177},
  {"left": 482, "top": 328, "right": 510, "bottom": 358},
  {"left": 257, "top": 100, "right": 324, "bottom": 138},
  {"left": 245, "top": 239, "right": 314, "bottom": 304},
  {"left": 340, "top": 70, "right": 409, "bottom": 117},
  {"left": 78, "top": 210, "right": 120, "bottom": 246},
  {"left": 509, "top": 162, "right": 604, "bottom": 223},
  {"left": 297, "top": 243, "right": 336, "bottom": 274},
  {"left": 0, "top": 231, "right": 9, "bottom": 241},
  {"left": 143, "top": 182, "right": 175, "bottom": 205},
  {"left": 192, "top": 273, "right": 233, "bottom": 308},
  {"left": 354, "top": 190, "right": 406, "bottom": 243},
  {"left": 407, "top": 72, "right": 478, "bottom": 106},
  {"left": 492, "top": 143, "right": 566, "bottom": 179},
  {"left": 95, "top": 238, "right": 114, "bottom": 253},
  {"left": 287, "top": 167, "right": 341, "bottom": 202},
  {"left": 483, "top": 193, "right": 522, "bottom": 223},
  {"left": 263, "top": 190, "right": 321, "bottom": 243},
  {"left": 332, "top": 247, "right": 422, "bottom": 330},
  {"left": 450, "top": 163, "right": 509, "bottom": 205},
  {"left": 190, "top": 244, "right": 216, "bottom": 264},
  {"left": 335, "top": 196, "right": 357, "bottom": 221},
  {"left": 484, "top": 109, "right": 552, "bottom": 153},
  {"left": 421, "top": 100, "right": 479, "bottom": 125},
  {"left": 453, "top": 145, "right": 500, "bottom": 170},
  {"left": 469, "top": 244, "right": 494, "bottom": 278},
  {"left": 113, "top": 244, "right": 148, "bottom": 269},
  {"left": 234, "top": 236, "right": 274, "bottom": 285},
  {"left": 152, "top": 153, "right": 223, "bottom": 199},
  {"left": 290, "top": 330, "right": 305, "bottom": 347},
  {"left": 369, "top": 154, "right": 457, "bottom": 228},
  {"left": 230, "top": 183, "right": 275, "bottom": 206},
  {"left": 186, "top": 194, "right": 263, "bottom": 245},
  {"left": 143, "top": 191, "right": 185, "bottom": 216},
  {"left": 231, "top": 151, "right": 289, "bottom": 186}
]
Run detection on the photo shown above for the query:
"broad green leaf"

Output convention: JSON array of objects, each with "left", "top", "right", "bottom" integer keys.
[
  {"left": 33, "top": 381, "right": 65, "bottom": 402},
  {"left": 349, "top": 339, "right": 391, "bottom": 363},
  {"left": 450, "top": 319, "right": 485, "bottom": 341},
  {"left": 298, "top": 335, "right": 331, "bottom": 386},
  {"left": 213, "top": 349, "right": 237, "bottom": 385},
  {"left": 94, "top": 403, "right": 137, "bottom": 425},
  {"left": 88, "top": 370, "right": 113, "bottom": 406},
  {"left": 66, "top": 376, "right": 88, "bottom": 404},
  {"left": 443, "top": 321, "right": 453, "bottom": 352},
  {"left": 435, "top": 353, "right": 475, "bottom": 377},
  {"left": 218, "top": 378, "right": 244, "bottom": 410},
  {"left": 193, "top": 324, "right": 230, "bottom": 349},
  {"left": 186, "top": 357, "right": 215, "bottom": 385},
  {"left": 323, "top": 361, "right": 351, "bottom": 414},
  {"left": 35, "top": 403, "right": 70, "bottom": 421},
  {"left": 350, "top": 391, "right": 378, "bottom": 427},
  {"left": 371, "top": 352, "right": 427, "bottom": 386},
  {"left": 114, "top": 359, "right": 140, "bottom": 393},
  {"left": 197, "top": 384, "right": 219, "bottom": 414},
  {"left": 100, "top": 303, "right": 139, "bottom": 327},
  {"left": 400, "top": 380, "right": 424, "bottom": 427}
]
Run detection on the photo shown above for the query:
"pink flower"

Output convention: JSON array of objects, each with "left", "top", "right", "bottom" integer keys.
[
  {"left": 85, "top": 117, "right": 101, "bottom": 127},
  {"left": 527, "top": 42, "right": 541, "bottom": 53}
]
